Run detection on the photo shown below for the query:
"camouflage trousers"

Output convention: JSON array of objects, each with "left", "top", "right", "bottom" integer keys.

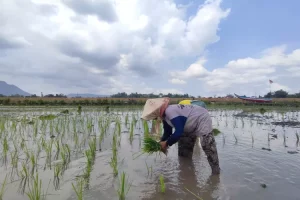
[{"left": 178, "top": 131, "right": 220, "bottom": 174}]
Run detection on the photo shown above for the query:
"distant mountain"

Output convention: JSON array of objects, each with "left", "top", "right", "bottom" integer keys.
[
  {"left": 0, "top": 81, "right": 31, "bottom": 96},
  {"left": 67, "top": 93, "right": 110, "bottom": 98}
]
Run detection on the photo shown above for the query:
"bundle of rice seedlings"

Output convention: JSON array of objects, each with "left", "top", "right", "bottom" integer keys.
[
  {"left": 133, "top": 137, "right": 162, "bottom": 159},
  {"left": 142, "top": 137, "right": 161, "bottom": 154}
]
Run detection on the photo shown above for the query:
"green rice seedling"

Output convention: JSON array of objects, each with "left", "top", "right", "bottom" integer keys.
[
  {"left": 55, "top": 121, "right": 59, "bottom": 135},
  {"left": 53, "top": 164, "right": 62, "bottom": 190},
  {"left": 30, "top": 151, "right": 37, "bottom": 176},
  {"left": 19, "top": 162, "right": 29, "bottom": 194},
  {"left": 33, "top": 120, "right": 39, "bottom": 138},
  {"left": 145, "top": 161, "right": 153, "bottom": 176},
  {"left": 0, "top": 119, "right": 5, "bottom": 138},
  {"left": 118, "top": 134, "right": 121, "bottom": 147},
  {"left": 72, "top": 118, "right": 77, "bottom": 134},
  {"left": 125, "top": 114, "right": 128, "bottom": 127},
  {"left": 87, "top": 118, "right": 93, "bottom": 134},
  {"left": 117, "top": 172, "right": 132, "bottom": 200},
  {"left": 129, "top": 122, "right": 134, "bottom": 142},
  {"left": 11, "top": 120, "right": 17, "bottom": 133},
  {"left": 26, "top": 173, "right": 45, "bottom": 200},
  {"left": 41, "top": 138, "right": 46, "bottom": 150},
  {"left": 88, "top": 136, "right": 97, "bottom": 161},
  {"left": 65, "top": 143, "right": 71, "bottom": 159},
  {"left": 41, "top": 122, "right": 47, "bottom": 136},
  {"left": 77, "top": 105, "right": 82, "bottom": 114},
  {"left": 60, "top": 149, "right": 67, "bottom": 172},
  {"left": 39, "top": 114, "right": 56, "bottom": 121},
  {"left": 143, "top": 120, "right": 149, "bottom": 138},
  {"left": 61, "top": 109, "right": 69, "bottom": 114},
  {"left": 159, "top": 175, "right": 165, "bottom": 193},
  {"left": 117, "top": 119, "right": 121, "bottom": 136},
  {"left": 2, "top": 136, "right": 9, "bottom": 165},
  {"left": 259, "top": 108, "right": 267, "bottom": 115},
  {"left": 54, "top": 140, "right": 60, "bottom": 160},
  {"left": 64, "top": 117, "right": 69, "bottom": 135},
  {"left": 212, "top": 128, "right": 221, "bottom": 136},
  {"left": 110, "top": 133, "right": 118, "bottom": 176},
  {"left": 84, "top": 150, "right": 92, "bottom": 181},
  {"left": 49, "top": 120, "right": 54, "bottom": 136},
  {"left": 132, "top": 115, "right": 137, "bottom": 127},
  {"left": 110, "top": 156, "right": 118, "bottom": 177},
  {"left": 74, "top": 131, "right": 79, "bottom": 147},
  {"left": 10, "top": 150, "right": 19, "bottom": 179},
  {"left": 60, "top": 144, "right": 71, "bottom": 171},
  {"left": 72, "top": 177, "right": 84, "bottom": 200},
  {"left": 184, "top": 187, "right": 203, "bottom": 200},
  {"left": 80, "top": 118, "right": 85, "bottom": 131},
  {"left": 36, "top": 141, "right": 42, "bottom": 160},
  {"left": 44, "top": 140, "right": 54, "bottom": 170},
  {"left": 98, "top": 122, "right": 105, "bottom": 148},
  {"left": 0, "top": 174, "right": 8, "bottom": 200}
]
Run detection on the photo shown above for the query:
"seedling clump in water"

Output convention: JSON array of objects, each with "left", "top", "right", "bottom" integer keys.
[
  {"left": 117, "top": 172, "right": 132, "bottom": 200},
  {"left": 142, "top": 137, "right": 162, "bottom": 154},
  {"left": 212, "top": 128, "right": 221, "bottom": 136}
]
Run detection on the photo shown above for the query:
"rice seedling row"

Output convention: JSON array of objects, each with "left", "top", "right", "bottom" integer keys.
[{"left": 0, "top": 106, "right": 298, "bottom": 200}]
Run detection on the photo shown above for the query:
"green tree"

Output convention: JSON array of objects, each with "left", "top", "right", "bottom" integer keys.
[{"left": 274, "top": 90, "right": 288, "bottom": 98}]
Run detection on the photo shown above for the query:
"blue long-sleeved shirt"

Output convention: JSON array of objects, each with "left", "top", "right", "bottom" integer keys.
[{"left": 160, "top": 104, "right": 212, "bottom": 146}]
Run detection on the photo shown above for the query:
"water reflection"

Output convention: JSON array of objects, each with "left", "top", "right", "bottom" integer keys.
[
  {"left": 143, "top": 141, "right": 221, "bottom": 200},
  {"left": 177, "top": 142, "right": 221, "bottom": 200}
]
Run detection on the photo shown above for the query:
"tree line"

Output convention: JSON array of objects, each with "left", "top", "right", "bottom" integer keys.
[{"left": 264, "top": 90, "right": 300, "bottom": 98}]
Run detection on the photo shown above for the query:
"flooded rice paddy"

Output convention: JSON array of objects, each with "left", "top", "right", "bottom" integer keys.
[{"left": 0, "top": 106, "right": 299, "bottom": 200}]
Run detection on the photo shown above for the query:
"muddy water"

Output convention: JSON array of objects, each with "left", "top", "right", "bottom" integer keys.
[{"left": 0, "top": 107, "right": 299, "bottom": 200}]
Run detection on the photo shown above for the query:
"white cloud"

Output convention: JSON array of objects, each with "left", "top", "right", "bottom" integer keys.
[
  {"left": 0, "top": 0, "right": 230, "bottom": 95},
  {"left": 180, "top": 0, "right": 230, "bottom": 55},
  {"left": 170, "top": 57, "right": 210, "bottom": 79},
  {"left": 170, "top": 45, "right": 300, "bottom": 95},
  {"left": 169, "top": 78, "right": 186, "bottom": 85}
]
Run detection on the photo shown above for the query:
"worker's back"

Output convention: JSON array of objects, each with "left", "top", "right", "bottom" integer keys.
[{"left": 164, "top": 104, "right": 212, "bottom": 136}]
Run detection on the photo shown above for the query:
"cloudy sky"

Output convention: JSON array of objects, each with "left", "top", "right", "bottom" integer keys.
[{"left": 0, "top": 0, "right": 299, "bottom": 97}]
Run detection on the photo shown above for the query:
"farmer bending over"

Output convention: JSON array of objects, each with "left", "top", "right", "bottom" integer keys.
[{"left": 141, "top": 97, "right": 220, "bottom": 175}]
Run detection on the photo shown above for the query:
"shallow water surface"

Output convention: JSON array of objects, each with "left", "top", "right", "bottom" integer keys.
[{"left": 0, "top": 106, "right": 299, "bottom": 200}]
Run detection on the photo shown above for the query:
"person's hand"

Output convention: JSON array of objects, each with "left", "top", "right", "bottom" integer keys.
[{"left": 160, "top": 141, "right": 168, "bottom": 155}]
